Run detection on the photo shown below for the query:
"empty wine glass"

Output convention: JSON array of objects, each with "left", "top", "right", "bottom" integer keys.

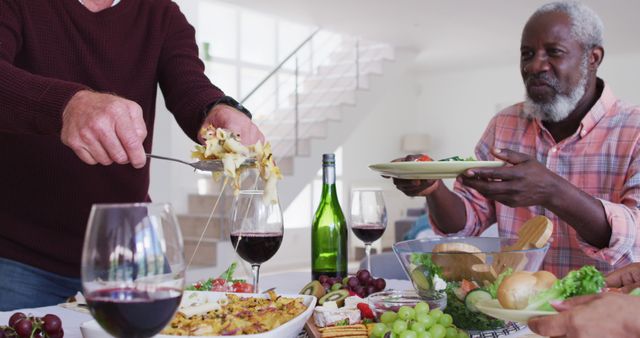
[
  {"left": 350, "top": 188, "right": 388, "bottom": 274},
  {"left": 230, "top": 190, "right": 284, "bottom": 293},
  {"left": 81, "top": 203, "right": 185, "bottom": 338}
]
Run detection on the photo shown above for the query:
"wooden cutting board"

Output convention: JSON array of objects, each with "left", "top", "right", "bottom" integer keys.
[{"left": 305, "top": 318, "right": 322, "bottom": 338}]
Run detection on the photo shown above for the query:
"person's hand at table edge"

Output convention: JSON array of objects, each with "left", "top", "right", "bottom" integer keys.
[{"left": 528, "top": 292, "right": 640, "bottom": 338}]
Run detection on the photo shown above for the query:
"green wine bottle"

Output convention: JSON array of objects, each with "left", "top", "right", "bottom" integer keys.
[{"left": 311, "top": 153, "right": 348, "bottom": 280}]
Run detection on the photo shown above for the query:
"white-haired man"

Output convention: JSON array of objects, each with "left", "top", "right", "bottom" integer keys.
[{"left": 393, "top": 0, "right": 640, "bottom": 278}]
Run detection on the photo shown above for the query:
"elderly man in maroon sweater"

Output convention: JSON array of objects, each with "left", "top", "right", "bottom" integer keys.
[{"left": 0, "top": 0, "right": 264, "bottom": 309}]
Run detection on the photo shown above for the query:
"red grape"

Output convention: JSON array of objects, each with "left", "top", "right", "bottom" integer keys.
[
  {"left": 8, "top": 312, "right": 26, "bottom": 328},
  {"left": 318, "top": 275, "right": 329, "bottom": 284},
  {"left": 374, "top": 278, "right": 386, "bottom": 291},
  {"left": 1, "top": 312, "right": 65, "bottom": 338},
  {"left": 347, "top": 276, "right": 359, "bottom": 289},
  {"left": 49, "top": 328, "right": 64, "bottom": 338},
  {"left": 326, "top": 278, "right": 336, "bottom": 286},
  {"left": 366, "top": 285, "right": 376, "bottom": 296},
  {"left": 42, "top": 314, "right": 62, "bottom": 334},
  {"left": 14, "top": 319, "right": 32, "bottom": 338},
  {"left": 356, "top": 269, "right": 370, "bottom": 283}
]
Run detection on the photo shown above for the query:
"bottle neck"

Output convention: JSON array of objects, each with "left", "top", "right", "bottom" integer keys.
[
  {"left": 321, "top": 164, "right": 339, "bottom": 201},
  {"left": 322, "top": 165, "right": 336, "bottom": 185}
]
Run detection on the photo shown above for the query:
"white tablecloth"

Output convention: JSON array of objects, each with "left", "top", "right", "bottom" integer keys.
[{"left": 0, "top": 271, "right": 538, "bottom": 337}]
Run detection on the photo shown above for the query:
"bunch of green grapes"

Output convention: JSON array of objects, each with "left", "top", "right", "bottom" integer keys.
[{"left": 370, "top": 302, "right": 467, "bottom": 338}]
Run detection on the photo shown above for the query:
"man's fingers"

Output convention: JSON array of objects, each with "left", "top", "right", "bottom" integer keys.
[
  {"left": 460, "top": 176, "right": 511, "bottom": 194},
  {"left": 242, "top": 129, "right": 264, "bottom": 145},
  {"left": 74, "top": 147, "right": 98, "bottom": 165},
  {"left": 606, "top": 264, "right": 640, "bottom": 288},
  {"left": 128, "top": 103, "right": 147, "bottom": 140},
  {"left": 528, "top": 313, "right": 569, "bottom": 337},
  {"left": 115, "top": 118, "right": 146, "bottom": 168},
  {"left": 605, "top": 272, "right": 623, "bottom": 288},
  {"left": 492, "top": 148, "right": 530, "bottom": 165},
  {"left": 392, "top": 178, "right": 430, "bottom": 196},
  {"left": 621, "top": 283, "right": 640, "bottom": 293},
  {"left": 392, "top": 178, "right": 426, "bottom": 188},
  {"left": 98, "top": 123, "right": 130, "bottom": 165},
  {"left": 79, "top": 129, "right": 114, "bottom": 165},
  {"left": 551, "top": 295, "right": 599, "bottom": 311}
]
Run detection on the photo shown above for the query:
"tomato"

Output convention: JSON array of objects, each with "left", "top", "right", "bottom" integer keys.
[
  {"left": 232, "top": 281, "right": 254, "bottom": 293},
  {"left": 211, "top": 278, "right": 227, "bottom": 287},
  {"left": 460, "top": 279, "right": 478, "bottom": 294},
  {"left": 416, "top": 154, "right": 433, "bottom": 162}
]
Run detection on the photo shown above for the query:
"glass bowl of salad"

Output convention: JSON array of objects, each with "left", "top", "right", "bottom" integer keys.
[{"left": 392, "top": 237, "right": 549, "bottom": 332}]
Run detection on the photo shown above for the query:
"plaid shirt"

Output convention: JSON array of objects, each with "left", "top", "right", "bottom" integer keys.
[{"left": 433, "top": 80, "right": 640, "bottom": 277}]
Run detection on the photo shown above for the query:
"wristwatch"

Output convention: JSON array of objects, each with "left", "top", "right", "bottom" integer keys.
[{"left": 206, "top": 96, "right": 252, "bottom": 119}]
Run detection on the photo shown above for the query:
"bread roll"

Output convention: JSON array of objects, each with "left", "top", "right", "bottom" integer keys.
[{"left": 497, "top": 271, "right": 558, "bottom": 310}]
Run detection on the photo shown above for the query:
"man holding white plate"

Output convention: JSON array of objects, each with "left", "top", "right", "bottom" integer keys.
[{"left": 393, "top": 1, "right": 640, "bottom": 278}]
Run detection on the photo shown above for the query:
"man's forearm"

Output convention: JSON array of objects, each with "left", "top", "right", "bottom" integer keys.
[
  {"left": 547, "top": 179, "right": 611, "bottom": 248},
  {"left": 426, "top": 183, "right": 468, "bottom": 233}
]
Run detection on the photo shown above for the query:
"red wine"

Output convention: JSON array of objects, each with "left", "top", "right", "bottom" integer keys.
[
  {"left": 351, "top": 224, "right": 386, "bottom": 243},
  {"left": 86, "top": 288, "right": 181, "bottom": 338},
  {"left": 230, "top": 232, "right": 283, "bottom": 264}
]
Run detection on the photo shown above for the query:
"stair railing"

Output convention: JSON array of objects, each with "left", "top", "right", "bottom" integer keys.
[{"left": 240, "top": 29, "right": 364, "bottom": 157}]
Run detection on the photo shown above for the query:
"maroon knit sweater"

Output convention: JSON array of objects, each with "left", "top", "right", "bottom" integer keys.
[{"left": 0, "top": 0, "right": 224, "bottom": 277}]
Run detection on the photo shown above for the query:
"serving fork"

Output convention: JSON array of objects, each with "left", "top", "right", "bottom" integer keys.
[{"left": 146, "top": 153, "right": 255, "bottom": 172}]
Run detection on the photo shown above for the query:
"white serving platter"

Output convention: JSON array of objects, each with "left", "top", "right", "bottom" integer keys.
[{"left": 80, "top": 291, "right": 316, "bottom": 338}]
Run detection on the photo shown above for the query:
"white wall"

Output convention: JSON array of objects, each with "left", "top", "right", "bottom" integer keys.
[{"left": 414, "top": 51, "right": 640, "bottom": 164}]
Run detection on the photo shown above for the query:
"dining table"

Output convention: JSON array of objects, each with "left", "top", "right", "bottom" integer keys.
[{"left": 0, "top": 271, "right": 541, "bottom": 338}]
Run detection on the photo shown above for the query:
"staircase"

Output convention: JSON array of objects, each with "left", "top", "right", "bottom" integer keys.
[{"left": 179, "top": 30, "right": 395, "bottom": 279}]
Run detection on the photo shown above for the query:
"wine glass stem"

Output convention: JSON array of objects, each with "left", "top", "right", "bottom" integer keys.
[
  {"left": 365, "top": 243, "right": 372, "bottom": 274},
  {"left": 251, "top": 264, "right": 261, "bottom": 293}
]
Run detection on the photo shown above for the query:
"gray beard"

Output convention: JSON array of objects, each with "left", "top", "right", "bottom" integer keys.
[{"left": 522, "top": 63, "right": 588, "bottom": 123}]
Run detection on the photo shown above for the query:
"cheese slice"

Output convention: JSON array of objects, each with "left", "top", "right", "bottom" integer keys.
[
  {"left": 313, "top": 306, "right": 361, "bottom": 328},
  {"left": 178, "top": 302, "right": 221, "bottom": 318}
]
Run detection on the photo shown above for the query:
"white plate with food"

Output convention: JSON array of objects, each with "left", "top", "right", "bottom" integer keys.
[
  {"left": 80, "top": 291, "right": 316, "bottom": 338},
  {"left": 368, "top": 161, "right": 504, "bottom": 179},
  {"left": 475, "top": 299, "right": 556, "bottom": 323}
]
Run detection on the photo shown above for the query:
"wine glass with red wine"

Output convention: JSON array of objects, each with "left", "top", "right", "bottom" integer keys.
[
  {"left": 350, "top": 188, "right": 387, "bottom": 274},
  {"left": 81, "top": 203, "right": 185, "bottom": 338},
  {"left": 230, "top": 189, "right": 284, "bottom": 293}
]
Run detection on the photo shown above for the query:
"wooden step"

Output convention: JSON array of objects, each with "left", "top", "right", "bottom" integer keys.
[
  {"left": 178, "top": 213, "right": 225, "bottom": 239},
  {"left": 256, "top": 106, "right": 343, "bottom": 122},
  {"left": 259, "top": 120, "right": 328, "bottom": 140},
  {"left": 187, "top": 194, "right": 232, "bottom": 215},
  {"left": 183, "top": 237, "right": 218, "bottom": 267}
]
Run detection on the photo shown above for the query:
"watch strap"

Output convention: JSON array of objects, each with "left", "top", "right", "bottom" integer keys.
[{"left": 205, "top": 96, "right": 252, "bottom": 119}]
